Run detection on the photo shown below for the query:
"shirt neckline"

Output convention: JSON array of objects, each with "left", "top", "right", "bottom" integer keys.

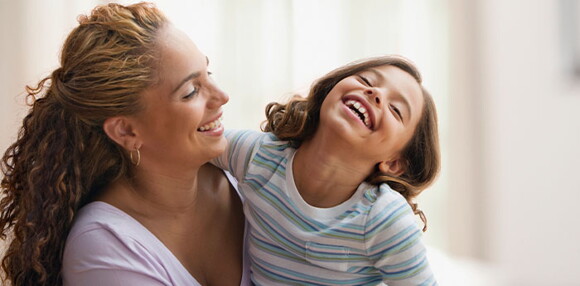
[
  {"left": 87, "top": 201, "right": 201, "bottom": 284},
  {"left": 285, "top": 149, "right": 371, "bottom": 220}
]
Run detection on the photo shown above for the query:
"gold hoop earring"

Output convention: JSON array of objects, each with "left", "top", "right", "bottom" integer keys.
[{"left": 130, "top": 148, "right": 141, "bottom": 166}]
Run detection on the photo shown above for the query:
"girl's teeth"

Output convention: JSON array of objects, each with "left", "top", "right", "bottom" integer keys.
[{"left": 345, "top": 99, "right": 370, "bottom": 128}]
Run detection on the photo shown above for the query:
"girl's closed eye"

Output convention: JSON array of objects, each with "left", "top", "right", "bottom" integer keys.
[
  {"left": 390, "top": 104, "right": 402, "bottom": 121},
  {"left": 359, "top": 75, "right": 372, "bottom": 86}
]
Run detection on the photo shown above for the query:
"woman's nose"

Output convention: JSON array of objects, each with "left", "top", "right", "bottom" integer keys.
[{"left": 208, "top": 84, "right": 229, "bottom": 108}]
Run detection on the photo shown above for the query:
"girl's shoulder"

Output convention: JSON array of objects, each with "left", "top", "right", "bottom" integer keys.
[
  {"left": 228, "top": 129, "right": 294, "bottom": 153},
  {"left": 362, "top": 182, "right": 408, "bottom": 206},
  {"left": 362, "top": 183, "right": 417, "bottom": 224},
  {"left": 261, "top": 132, "right": 294, "bottom": 150}
]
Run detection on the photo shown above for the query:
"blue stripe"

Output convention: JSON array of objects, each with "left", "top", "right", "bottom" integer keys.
[
  {"left": 252, "top": 256, "right": 383, "bottom": 286},
  {"left": 246, "top": 175, "right": 321, "bottom": 231},
  {"left": 222, "top": 130, "right": 437, "bottom": 285},
  {"left": 369, "top": 227, "right": 421, "bottom": 257}
]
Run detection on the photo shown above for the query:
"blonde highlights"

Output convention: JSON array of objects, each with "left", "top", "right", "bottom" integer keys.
[{"left": 0, "top": 3, "right": 167, "bottom": 285}]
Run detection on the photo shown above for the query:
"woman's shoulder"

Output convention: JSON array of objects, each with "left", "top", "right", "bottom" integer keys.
[
  {"left": 66, "top": 202, "right": 141, "bottom": 237},
  {"left": 199, "top": 163, "right": 244, "bottom": 203},
  {"left": 64, "top": 202, "right": 161, "bottom": 259},
  {"left": 199, "top": 164, "right": 233, "bottom": 192}
]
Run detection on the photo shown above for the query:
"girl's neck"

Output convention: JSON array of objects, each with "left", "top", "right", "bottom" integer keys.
[{"left": 292, "top": 135, "right": 373, "bottom": 208}]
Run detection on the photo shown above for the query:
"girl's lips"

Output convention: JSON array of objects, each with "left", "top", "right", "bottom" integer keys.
[{"left": 341, "top": 94, "right": 375, "bottom": 130}]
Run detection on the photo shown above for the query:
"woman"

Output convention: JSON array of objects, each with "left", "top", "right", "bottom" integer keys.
[{"left": 0, "top": 3, "right": 247, "bottom": 285}]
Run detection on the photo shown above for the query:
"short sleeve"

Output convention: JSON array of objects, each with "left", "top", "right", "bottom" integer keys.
[
  {"left": 62, "top": 227, "right": 170, "bottom": 286},
  {"left": 211, "top": 129, "right": 263, "bottom": 181},
  {"left": 364, "top": 185, "right": 438, "bottom": 286}
]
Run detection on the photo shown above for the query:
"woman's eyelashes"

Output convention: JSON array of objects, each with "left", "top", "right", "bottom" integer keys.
[
  {"left": 182, "top": 71, "right": 213, "bottom": 99},
  {"left": 183, "top": 86, "right": 198, "bottom": 99}
]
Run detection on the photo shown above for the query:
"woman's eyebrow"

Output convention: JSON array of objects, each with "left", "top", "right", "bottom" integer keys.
[
  {"left": 172, "top": 72, "right": 201, "bottom": 94},
  {"left": 171, "top": 57, "right": 210, "bottom": 94}
]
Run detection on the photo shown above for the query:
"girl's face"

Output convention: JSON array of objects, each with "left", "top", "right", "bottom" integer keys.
[
  {"left": 132, "top": 24, "right": 229, "bottom": 170},
  {"left": 318, "top": 65, "right": 424, "bottom": 168}
]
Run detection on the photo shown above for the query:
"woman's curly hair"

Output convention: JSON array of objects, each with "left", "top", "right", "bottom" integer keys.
[
  {"left": 0, "top": 2, "right": 167, "bottom": 285},
  {"left": 263, "top": 55, "right": 441, "bottom": 231}
]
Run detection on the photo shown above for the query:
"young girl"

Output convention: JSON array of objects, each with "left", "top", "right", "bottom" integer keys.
[{"left": 213, "top": 55, "right": 440, "bottom": 285}]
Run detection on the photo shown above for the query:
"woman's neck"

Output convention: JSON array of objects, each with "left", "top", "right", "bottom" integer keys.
[
  {"left": 292, "top": 134, "right": 374, "bottom": 208},
  {"left": 99, "top": 165, "right": 203, "bottom": 219}
]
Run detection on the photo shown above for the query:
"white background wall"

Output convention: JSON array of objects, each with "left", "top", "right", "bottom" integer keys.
[
  {"left": 478, "top": 0, "right": 580, "bottom": 284},
  {"left": 1, "top": 0, "right": 580, "bottom": 285},
  {"left": 447, "top": 1, "right": 580, "bottom": 284}
]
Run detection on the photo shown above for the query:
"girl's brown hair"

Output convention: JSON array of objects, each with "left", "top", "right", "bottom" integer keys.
[
  {"left": 0, "top": 3, "right": 167, "bottom": 285},
  {"left": 263, "top": 55, "right": 441, "bottom": 231}
]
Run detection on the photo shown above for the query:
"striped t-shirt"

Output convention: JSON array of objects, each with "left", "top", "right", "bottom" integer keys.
[{"left": 213, "top": 130, "right": 437, "bottom": 286}]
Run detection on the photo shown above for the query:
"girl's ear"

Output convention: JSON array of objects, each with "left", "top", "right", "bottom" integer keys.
[
  {"left": 103, "top": 116, "right": 141, "bottom": 150},
  {"left": 378, "top": 158, "right": 406, "bottom": 177}
]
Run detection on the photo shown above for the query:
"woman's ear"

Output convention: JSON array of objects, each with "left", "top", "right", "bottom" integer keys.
[
  {"left": 378, "top": 158, "right": 406, "bottom": 177},
  {"left": 103, "top": 116, "right": 140, "bottom": 150}
]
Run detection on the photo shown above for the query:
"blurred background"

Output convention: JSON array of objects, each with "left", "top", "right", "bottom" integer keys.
[{"left": 1, "top": 0, "right": 579, "bottom": 285}]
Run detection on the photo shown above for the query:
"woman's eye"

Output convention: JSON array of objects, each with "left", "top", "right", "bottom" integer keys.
[
  {"left": 183, "top": 87, "right": 198, "bottom": 99},
  {"left": 359, "top": 75, "right": 372, "bottom": 86}
]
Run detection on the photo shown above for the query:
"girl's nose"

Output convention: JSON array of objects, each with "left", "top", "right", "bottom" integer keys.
[{"left": 365, "top": 88, "right": 381, "bottom": 105}]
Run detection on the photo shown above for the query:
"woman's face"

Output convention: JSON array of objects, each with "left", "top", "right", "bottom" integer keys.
[
  {"left": 318, "top": 64, "right": 424, "bottom": 167},
  {"left": 133, "top": 24, "right": 229, "bottom": 170}
]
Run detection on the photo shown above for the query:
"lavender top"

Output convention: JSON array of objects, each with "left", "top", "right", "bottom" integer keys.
[{"left": 62, "top": 173, "right": 250, "bottom": 286}]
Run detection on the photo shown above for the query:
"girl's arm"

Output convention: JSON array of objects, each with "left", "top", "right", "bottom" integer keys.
[
  {"left": 211, "top": 129, "right": 263, "bottom": 182},
  {"left": 365, "top": 185, "right": 438, "bottom": 286}
]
